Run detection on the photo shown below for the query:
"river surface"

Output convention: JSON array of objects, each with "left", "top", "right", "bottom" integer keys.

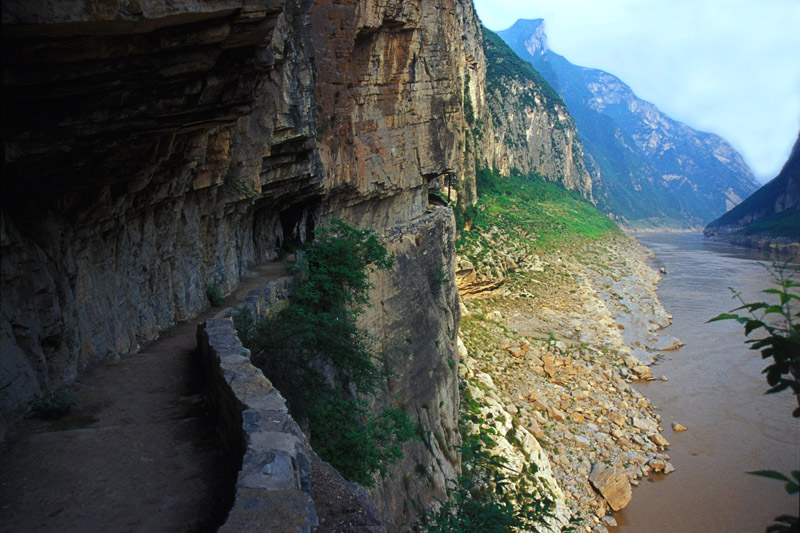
[{"left": 611, "top": 232, "right": 798, "bottom": 532}]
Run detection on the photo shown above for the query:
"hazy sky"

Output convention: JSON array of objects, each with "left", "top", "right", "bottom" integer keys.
[{"left": 473, "top": 0, "right": 800, "bottom": 183}]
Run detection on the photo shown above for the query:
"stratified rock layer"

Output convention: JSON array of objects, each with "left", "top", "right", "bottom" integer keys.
[
  {"left": 1, "top": 0, "right": 479, "bottom": 524},
  {"left": 1, "top": 0, "right": 607, "bottom": 525}
]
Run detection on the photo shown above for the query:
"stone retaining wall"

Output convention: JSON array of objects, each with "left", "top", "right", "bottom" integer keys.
[{"left": 197, "top": 278, "right": 318, "bottom": 532}]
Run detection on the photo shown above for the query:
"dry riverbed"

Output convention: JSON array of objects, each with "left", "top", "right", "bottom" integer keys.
[{"left": 457, "top": 234, "right": 683, "bottom": 532}]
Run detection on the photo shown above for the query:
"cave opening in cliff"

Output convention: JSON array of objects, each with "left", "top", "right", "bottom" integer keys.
[{"left": 279, "top": 201, "right": 318, "bottom": 252}]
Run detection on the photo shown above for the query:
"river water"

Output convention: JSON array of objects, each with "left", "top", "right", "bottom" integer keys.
[{"left": 610, "top": 232, "right": 798, "bottom": 532}]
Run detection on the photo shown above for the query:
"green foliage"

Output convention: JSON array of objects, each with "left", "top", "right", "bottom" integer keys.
[
  {"left": 233, "top": 220, "right": 412, "bottom": 487},
  {"left": 205, "top": 283, "right": 225, "bottom": 307},
  {"left": 709, "top": 260, "right": 800, "bottom": 417},
  {"left": 224, "top": 171, "right": 259, "bottom": 198},
  {"left": 434, "top": 269, "right": 449, "bottom": 289},
  {"left": 292, "top": 219, "right": 394, "bottom": 316},
  {"left": 308, "top": 392, "right": 416, "bottom": 486},
  {"left": 424, "top": 382, "right": 554, "bottom": 532},
  {"left": 28, "top": 386, "right": 76, "bottom": 420},
  {"left": 461, "top": 167, "right": 619, "bottom": 257},
  {"left": 709, "top": 259, "right": 799, "bottom": 532}
]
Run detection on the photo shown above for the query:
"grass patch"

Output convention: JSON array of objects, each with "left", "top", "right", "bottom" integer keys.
[{"left": 458, "top": 168, "right": 620, "bottom": 270}]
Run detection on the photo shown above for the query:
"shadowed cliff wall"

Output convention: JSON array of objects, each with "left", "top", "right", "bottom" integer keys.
[
  {"left": 1, "top": 0, "right": 475, "bottom": 524},
  {"left": 1, "top": 0, "right": 596, "bottom": 524}
]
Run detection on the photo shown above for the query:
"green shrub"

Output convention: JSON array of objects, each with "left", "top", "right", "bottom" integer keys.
[
  {"left": 234, "top": 220, "right": 413, "bottom": 487},
  {"left": 28, "top": 386, "right": 76, "bottom": 420},
  {"left": 710, "top": 259, "right": 799, "bottom": 532},
  {"left": 434, "top": 269, "right": 449, "bottom": 289},
  {"left": 423, "top": 377, "right": 555, "bottom": 532},
  {"left": 205, "top": 283, "right": 225, "bottom": 307},
  {"left": 307, "top": 392, "right": 416, "bottom": 487}
]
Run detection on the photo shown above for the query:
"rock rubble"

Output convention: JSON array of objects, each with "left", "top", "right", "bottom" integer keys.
[{"left": 458, "top": 235, "right": 679, "bottom": 530}]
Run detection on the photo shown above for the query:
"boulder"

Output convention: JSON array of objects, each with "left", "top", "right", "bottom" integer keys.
[
  {"left": 632, "top": 365, "right": 653, "bottom": 380},
  {"left": 672, "top": 422, "right": 688, "bottom": 432},
  {"left": 632, "top": 416, "right": 659, "bottom": 434},
  {"left": 608, "top": 411, "right": 626, "bottom": 427},
  {"left": 589, "top": 464, "right": 632, "bottom": 511},
  {"left": 647, "top": 458, "right": 667, "bottom": 472},
  {"left": 650, "top": 433, "right": 670, "bottom": 447}
]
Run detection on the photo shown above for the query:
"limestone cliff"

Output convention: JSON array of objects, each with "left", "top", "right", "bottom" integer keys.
[
  {"left": 1, "top": 0, "right": 604, "bottom": 525},
  {"left": 0, "top": 0, "right": 482, "bottom": 523},
  {"left": 478, "top": 29, "right": 592, "bottom": 199}
]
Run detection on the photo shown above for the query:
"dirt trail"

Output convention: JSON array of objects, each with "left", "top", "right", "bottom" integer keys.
[{"left": 0, "top": 261, "right": 292, "bottom": 533}]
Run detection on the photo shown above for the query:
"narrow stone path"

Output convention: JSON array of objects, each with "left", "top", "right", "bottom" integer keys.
[{"left": 0, "top": 261, "right": 292, "bottom": 533}]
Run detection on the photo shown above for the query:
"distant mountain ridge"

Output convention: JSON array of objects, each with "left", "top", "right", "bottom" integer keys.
[
  {"left": 704, "top": 132, "right": 800, "bottom": 251},
  {"left": 498, "top": 19, "right": 761, "bottom": 227}
]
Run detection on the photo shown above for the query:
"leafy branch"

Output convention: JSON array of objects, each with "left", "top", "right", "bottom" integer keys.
[
  {"left": 709, "top": 258, "right": 799, "bottom": 532},
  {"left": 709, "top": 259, "right": 800, "bottom": 417}
]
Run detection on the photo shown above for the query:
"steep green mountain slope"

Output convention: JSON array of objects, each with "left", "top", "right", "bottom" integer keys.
[
  {"left": 458, "top": 167, "right": 621, "bottom": 287},
  {"left": 497, "top": 19, "right": 761, "bottom": 227},
  {"left": 705, "top": 132, "right": 800, "bottom": 248}
]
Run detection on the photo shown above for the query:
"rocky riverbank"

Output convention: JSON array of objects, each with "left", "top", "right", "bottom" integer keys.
[{"left": 457, "top": 234, "right": 682, "bottom": 532}]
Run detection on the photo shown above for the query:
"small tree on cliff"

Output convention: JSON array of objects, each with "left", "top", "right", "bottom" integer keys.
[{"left": 234, "top": 220, "right": 415, "bottom": 488}]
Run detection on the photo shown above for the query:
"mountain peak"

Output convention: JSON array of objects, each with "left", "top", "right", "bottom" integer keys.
[{"left": 498, "top": 19, "right": 549, "bottom": 59}]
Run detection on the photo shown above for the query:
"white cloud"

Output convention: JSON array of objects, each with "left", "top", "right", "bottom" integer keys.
[{"left": 473, "top": 0, "right": 800, "bottom": 182}]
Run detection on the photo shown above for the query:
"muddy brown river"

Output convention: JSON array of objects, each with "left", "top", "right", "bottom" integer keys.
[{"left": 610, "top": 232, "right": 798, "bottom": 532}]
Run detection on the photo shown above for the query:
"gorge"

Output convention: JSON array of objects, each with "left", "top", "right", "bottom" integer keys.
[{"left": 2, "top": 1, "right": 791, "bottom": 532}]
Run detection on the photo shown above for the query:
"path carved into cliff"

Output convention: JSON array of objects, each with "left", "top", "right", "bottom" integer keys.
[{"left": 0, "top": 262, "right": 293, "bottom": 532}]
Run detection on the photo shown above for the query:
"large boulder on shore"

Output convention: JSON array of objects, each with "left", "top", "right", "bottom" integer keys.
[{"left": 589, "top": 464, "right": 632, "bottom": 511}]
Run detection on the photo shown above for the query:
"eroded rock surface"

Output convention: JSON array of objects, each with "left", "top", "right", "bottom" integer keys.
[
  {"left": 589, "top": 464, "right": 632, "bottom": 511},
  {"left": 457, "top": 235, "right": 678, "bottom": 530}
]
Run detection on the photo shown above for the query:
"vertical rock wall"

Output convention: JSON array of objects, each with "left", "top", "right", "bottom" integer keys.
[
  {"left": 476, "top": 30, "right": 593, "bottom": 199},
  {"left": 1, "top": 0, "right": 476, "bottom": 523},
  {"left": 365, "top": 208, "right": 461, "bottom": 524},
  {"left": 1, "top": 0, "right": 595, "bottom": 524},
  {"left": 1, "top": 1, "right": 322, "bottom": 434}
]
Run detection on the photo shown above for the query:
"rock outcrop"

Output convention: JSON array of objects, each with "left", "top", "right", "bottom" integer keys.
[
  {"left": 1, "top": 0, "right": 478, "bottom": 524},
  {"left": 479, "top": 29, "right": 592, "bottom": 199},
  {"left": 704, "top": 131, "right": 800, "bottom": 253}
]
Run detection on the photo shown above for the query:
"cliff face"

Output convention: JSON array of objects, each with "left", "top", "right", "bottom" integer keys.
[
  {"left": 2, "top": 0, "right": 322, "bottom": 435},
  {"left": 704, "top": 131, "right": 800, "bottom": 250},
  {"left": 479, "top": 29, "right": 592, "bottom": 199},
  {"left": 1, "top": 0, "right": 479, "bottom": 520},
  {"left": 1, "top": 0, "right": 605, "bottom": 524},
  {"left": 499, "top": 19, "right": 761, "bottom": 227}
]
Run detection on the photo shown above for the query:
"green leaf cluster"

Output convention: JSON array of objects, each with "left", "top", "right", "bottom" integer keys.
[
  {"left": 423, "top": 384, "right": 554, "bottom": 531},
  {"left": 233, "top": 220, "right": 412, "bottom": 488},
  {"left": 709, "top": 260, "right": 800, "bottom": 417},
  {"left": 205, "top": 283, "right": 225, "bottom": 307},
  {"left": 709, "top": 259, "right": 799, "bottom": 532},
  {"left": 28, "top": 386, "right": 76, "bottom": 420}
]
